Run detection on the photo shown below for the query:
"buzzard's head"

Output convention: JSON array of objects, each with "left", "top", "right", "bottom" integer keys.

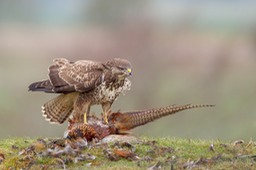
[{"left": 105, "top": 58, "right": 132, "bottom": 78}]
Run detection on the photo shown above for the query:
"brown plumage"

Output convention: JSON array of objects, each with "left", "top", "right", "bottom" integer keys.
[{"left": 29, "top": 58, "right": 132, "bottom": 124}]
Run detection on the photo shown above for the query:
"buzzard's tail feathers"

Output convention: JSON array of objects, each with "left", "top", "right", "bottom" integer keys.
[
  {"left": 42, "top": 93, "right": 78, "bottom": 124},
  {"left": 28, "top": 80, "right": 53, "bottom": 93}
]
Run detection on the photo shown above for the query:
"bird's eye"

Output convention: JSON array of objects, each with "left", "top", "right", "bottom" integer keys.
[{"left": 118, "top": 67, "right": 126, "bottom": 70}]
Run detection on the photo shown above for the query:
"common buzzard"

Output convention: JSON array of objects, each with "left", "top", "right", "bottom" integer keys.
[{"left": 29, "top": 58, "right": 132, "bottom": 124}]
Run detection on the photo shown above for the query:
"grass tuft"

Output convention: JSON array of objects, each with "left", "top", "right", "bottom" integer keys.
[{"left": 0, "top": 137, "right": 256, "bottom": 169}]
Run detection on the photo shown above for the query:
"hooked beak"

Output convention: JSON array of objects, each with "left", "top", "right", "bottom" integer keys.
[{"left": 127, "top": 68, "right": 132, "bottom": 76}]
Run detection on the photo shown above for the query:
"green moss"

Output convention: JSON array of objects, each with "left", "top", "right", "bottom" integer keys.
[{"left": 0, "top": 137, "right": 256, "bottom": 169}]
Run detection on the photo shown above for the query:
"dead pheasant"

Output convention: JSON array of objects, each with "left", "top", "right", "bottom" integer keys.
[{"left": 66, "top": 104, "right": 214, "bottom": 141}]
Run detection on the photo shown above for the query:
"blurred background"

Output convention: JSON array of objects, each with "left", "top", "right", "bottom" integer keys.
[{"left": 0, "top": 0, "right": 256, "bottom": 140}]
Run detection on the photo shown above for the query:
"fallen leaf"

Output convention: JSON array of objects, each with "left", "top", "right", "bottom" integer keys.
[
  {"left": 148, "top": 161, "right": 162, "bottom": 170},
  {"left": 74, "top": 154, "right": 96, "bottom": 163},
  {"left": 209, "top": 143, "right": 214, "bottom": 152},
  {"left": 103, "top": 149, "right": 119, "bottom": 161},
  {"left": 113, "top": 149, "right": 139, "bottom": 160},
  {"left": 0, "top": 153, "right": 5, "bottom": 164},
  {"left": 233, "top": 140, "right": 244, "bottom": 146},
  {"left": 183, "top": 159, "right": 196, "bottom": 169}
]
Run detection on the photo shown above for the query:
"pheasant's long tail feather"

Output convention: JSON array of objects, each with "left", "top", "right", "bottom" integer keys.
[
  {"left": 42, "top": 92, "right": 79, "bottom": 124},
  {"left": 111, "top": 104, "right": 215, "bottom": 131}
]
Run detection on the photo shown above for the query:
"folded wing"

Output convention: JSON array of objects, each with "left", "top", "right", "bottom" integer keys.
[{"left": 29, "top": 58, "right": 105, "bottom": 93}]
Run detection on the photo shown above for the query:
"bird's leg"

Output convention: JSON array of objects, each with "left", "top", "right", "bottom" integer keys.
[
  {"left": 83, "top": 106, "right": 90, "bottom": 124},
  {"left": 84, "top": 113, "right": 87, "bottom": 124},
  {"left": 102, "top": 102, "right": 112, "bottom": 124}
]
